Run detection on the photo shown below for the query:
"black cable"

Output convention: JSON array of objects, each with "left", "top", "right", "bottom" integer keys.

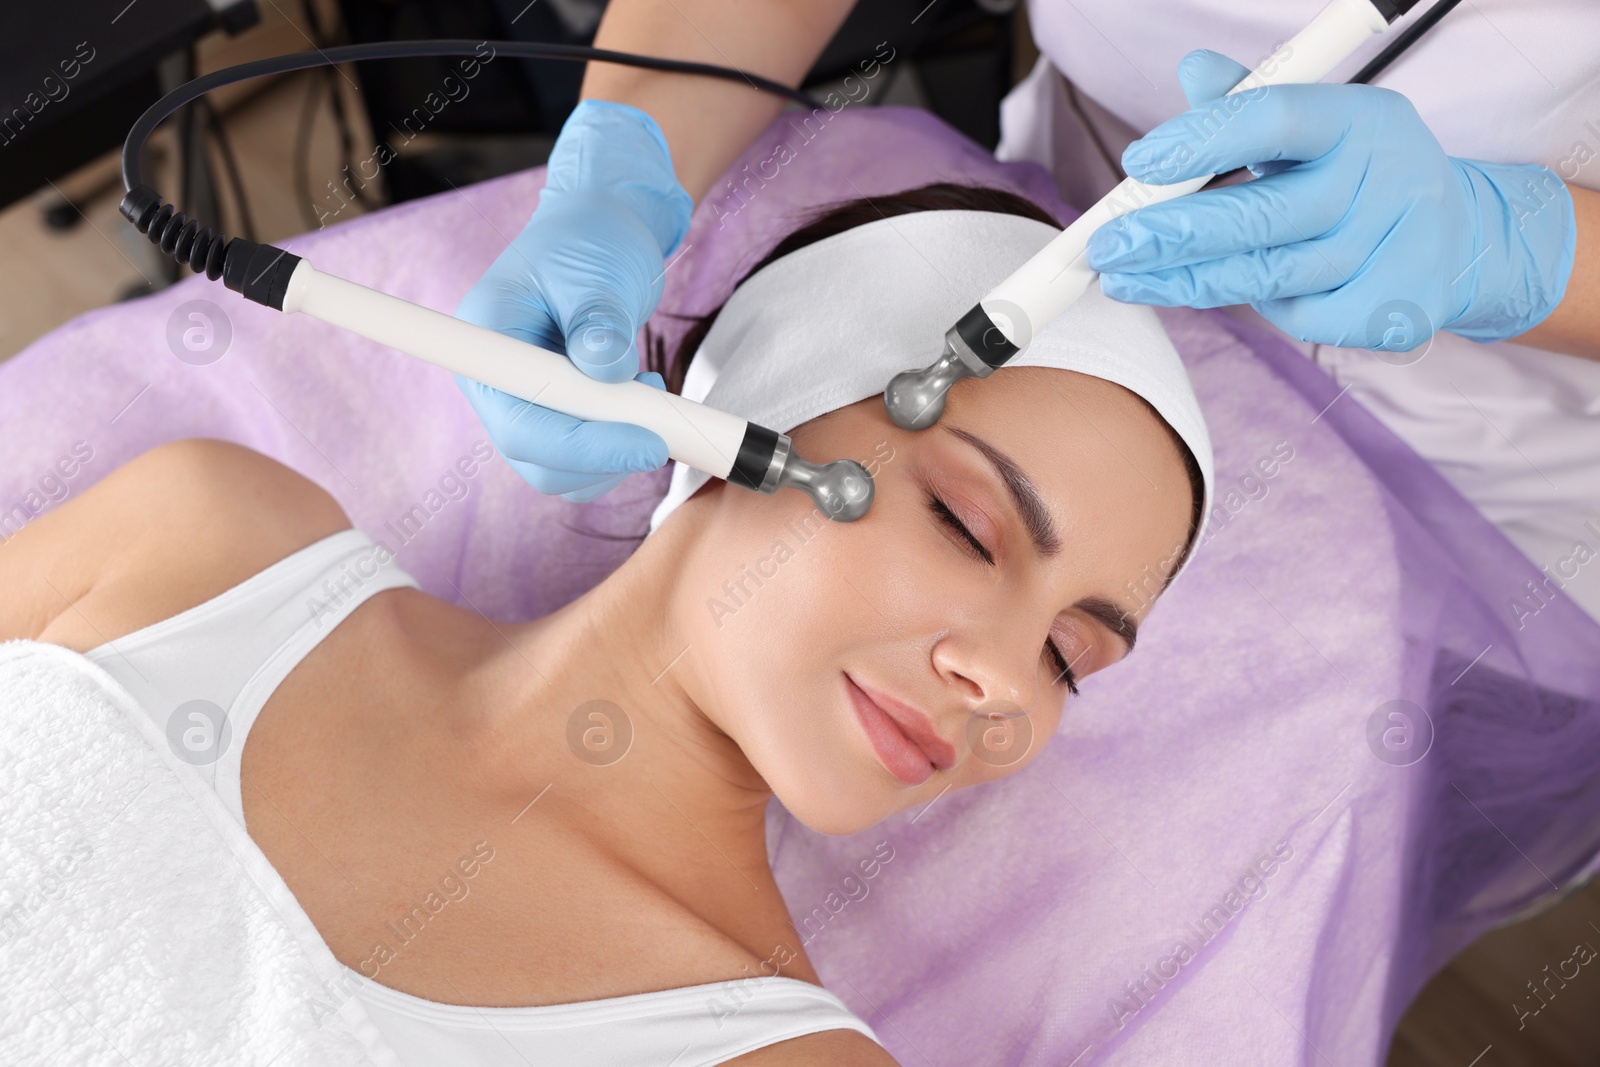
[
  {"left": 1349, "top": 0, "right": 1464, "bottom": 84},
  {"left": 118, "top": 38, "right": 827, "bottom": 302},
  {"left": 122, "top": 39, "right": 825, "bottom": 192}
]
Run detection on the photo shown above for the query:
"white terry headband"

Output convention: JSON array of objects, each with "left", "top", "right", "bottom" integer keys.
[{"left": 646, "top": 208, "right": 1216, "bottom": 586}]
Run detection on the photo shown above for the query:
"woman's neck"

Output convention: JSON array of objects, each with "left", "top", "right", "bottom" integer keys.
[
  {"left": 457, "top": 517, "right": 780, "bottom": 882},
  {"left": 356, "top": 514, "right": 821, "bottom": 986}
]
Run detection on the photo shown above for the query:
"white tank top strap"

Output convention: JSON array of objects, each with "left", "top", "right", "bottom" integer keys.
[
  {"left": 82, "top": 527, "right": 417, "bottom": 820},
  {"left": 342, "top": 969, "right": 883, "bottom": 1065}
]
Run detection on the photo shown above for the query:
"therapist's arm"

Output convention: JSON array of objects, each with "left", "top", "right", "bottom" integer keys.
[
  {"left": 1512, "top": 183, "right": 1600, "bottom": 362},
  {"left": 581, "top": 0, "right": 858, "bottom": 204}
]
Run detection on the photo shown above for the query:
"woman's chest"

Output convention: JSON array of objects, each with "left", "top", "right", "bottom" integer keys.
[{"left": 236, "top": 620, "right": 795, "bottom": 1008}]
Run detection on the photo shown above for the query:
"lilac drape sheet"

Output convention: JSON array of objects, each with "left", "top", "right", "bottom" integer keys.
[{"left": 3, "top": 106, "right": 1598, "bottom": 1065}]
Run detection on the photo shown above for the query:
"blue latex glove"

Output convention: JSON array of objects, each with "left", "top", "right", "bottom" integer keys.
[
  {"left": 454, "top": 99, "right": 693, "bottom": 501},
  {"left": 1085, "top": 50, "right": 1577, "bottom": 351}
]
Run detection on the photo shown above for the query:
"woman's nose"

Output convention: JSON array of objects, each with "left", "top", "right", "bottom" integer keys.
[
  {"left": 929, "top": 625, "right": 1045, "bottom": 773},
  {"left": 928, "top": 614, "right": 1050, "bottom": 717}
]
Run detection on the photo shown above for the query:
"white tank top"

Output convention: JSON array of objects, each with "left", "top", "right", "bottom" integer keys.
[{"left": 81, "top": 527, "right": 883, "bottom": 1066}]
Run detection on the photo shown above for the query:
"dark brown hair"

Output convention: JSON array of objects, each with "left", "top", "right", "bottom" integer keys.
[{"left": 638, "top": 181, "right": 1205, "bottom": 582}]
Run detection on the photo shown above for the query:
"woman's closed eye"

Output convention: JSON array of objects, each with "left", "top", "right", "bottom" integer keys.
[{"left": 925, "top": 488, "right": 1081, "bottom": 695}]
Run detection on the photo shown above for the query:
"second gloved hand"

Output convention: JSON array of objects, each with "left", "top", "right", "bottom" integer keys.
[
  {"left": 1085, "top": 49, "right": 1577, "bottom": 351},
  {"left": 454, "top": 99, "right": 693, "bottom": 501}
]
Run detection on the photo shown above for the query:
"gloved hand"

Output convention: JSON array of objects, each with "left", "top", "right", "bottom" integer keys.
[
  {"left": 454, "top": 99, "right": 693, "bottom": 501},
  {"left": 1085, "top": 49, "right": 1577, "bottom": 351}
]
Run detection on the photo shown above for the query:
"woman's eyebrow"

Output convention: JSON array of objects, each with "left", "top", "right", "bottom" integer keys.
[
  {"left": 943, "top": 425, "right": 1062, "bottom": 557},
  {"left": 1076, "top": 595, "right": 1139, "bottom": 655},
  {"left": 943, "top": 425, "right": 1139, "bottom": 654}
]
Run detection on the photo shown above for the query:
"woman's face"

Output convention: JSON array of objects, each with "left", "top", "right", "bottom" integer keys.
[{"left": 664, "top": 367, "right": 1195, "bottom": 836}]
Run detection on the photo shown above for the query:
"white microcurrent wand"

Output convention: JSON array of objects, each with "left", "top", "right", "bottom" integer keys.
[
  {"left": 115, "top": 191, "right": 873, "bottom": 522},
  {"left": 882, "top": 0, "right": 1428, "bottom": 432},
  {"left": 116, "top": 40, "right": 878, "bottom": 522},
  {"left": 277, "top": 257, "right": 875, "bottom": 521}
]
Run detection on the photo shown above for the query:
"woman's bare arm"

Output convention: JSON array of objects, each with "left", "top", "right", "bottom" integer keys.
[
  {"left": 0, "top": 440, "right": 349, "bottom": 652},
  {"left": 581, "top": 0, "right": 859, "bottom": 204}
]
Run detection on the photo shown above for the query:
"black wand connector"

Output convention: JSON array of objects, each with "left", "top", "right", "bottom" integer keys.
[{"left": 119, "top": 184, "right": 301, "bottom": 311}]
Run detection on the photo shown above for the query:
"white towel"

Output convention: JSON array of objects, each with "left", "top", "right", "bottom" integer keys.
[{"left": 0, "top": 640, "right": 403, "bottom": 1067}]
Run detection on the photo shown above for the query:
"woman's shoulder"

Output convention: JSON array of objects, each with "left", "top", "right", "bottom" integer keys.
[{"left": 1, "top": 438, "right": 353, "bottom": 652}]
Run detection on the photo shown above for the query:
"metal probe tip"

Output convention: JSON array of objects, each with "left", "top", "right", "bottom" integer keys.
[
  {"left": 883, "top": 346, "right": 983, "bottom": 432},
  {"left": 774, "top": 454, "right": 875, "bottom": 522}
]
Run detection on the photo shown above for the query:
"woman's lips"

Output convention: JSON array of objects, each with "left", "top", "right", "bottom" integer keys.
[{"left": 844, "top": 673, "right": 952, "bottom": 786}]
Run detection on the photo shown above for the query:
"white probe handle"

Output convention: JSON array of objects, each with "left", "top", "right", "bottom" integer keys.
[
  {"left": 280, "top": 260, "right": 749, "bottom": 480},
  {"left": 981, "top": 0, "right": 1389, "bottom": 343}
]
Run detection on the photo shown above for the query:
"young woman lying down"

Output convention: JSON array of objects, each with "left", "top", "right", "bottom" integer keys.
[{"left": 0, "top": 183, "right": 1208, "bottom": 1066}]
